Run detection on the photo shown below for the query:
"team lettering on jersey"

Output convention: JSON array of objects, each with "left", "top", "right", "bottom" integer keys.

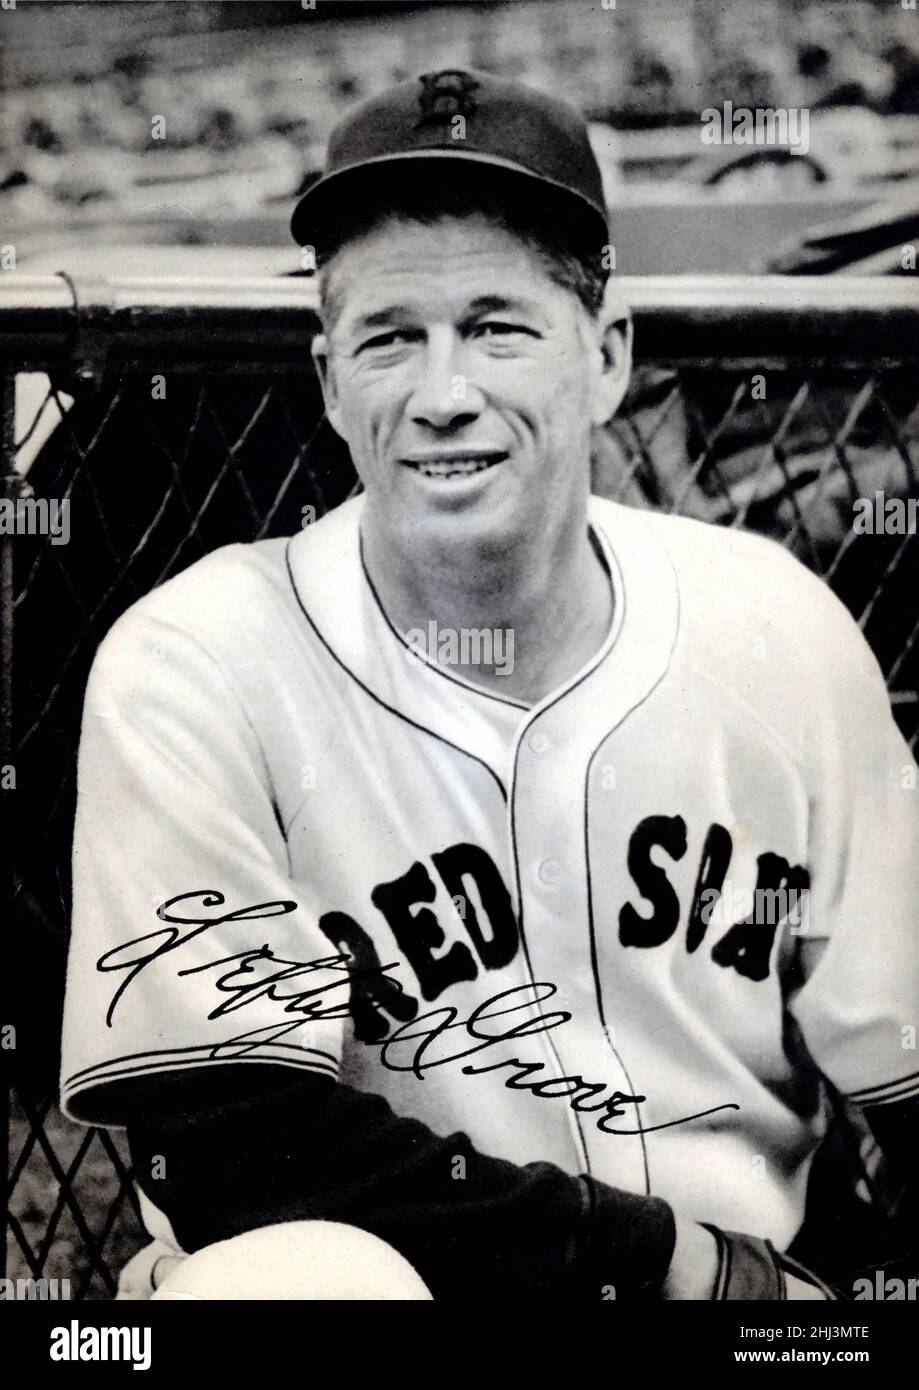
[{"left": 318, "top": 818, "right": 810, "bottom": 1042}]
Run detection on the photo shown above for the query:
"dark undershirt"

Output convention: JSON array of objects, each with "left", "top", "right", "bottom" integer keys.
[{"left": 126, "top": 1064, "right": 676, "bottom": 1301}]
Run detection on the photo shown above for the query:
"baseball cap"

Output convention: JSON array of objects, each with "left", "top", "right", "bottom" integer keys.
[{"left": 290, "top": 68, "right": 609, "bottom": 252}]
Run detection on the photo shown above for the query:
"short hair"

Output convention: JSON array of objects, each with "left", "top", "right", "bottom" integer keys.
[{"left": 314, "top": 164, "right": 609, "bottom": 325}]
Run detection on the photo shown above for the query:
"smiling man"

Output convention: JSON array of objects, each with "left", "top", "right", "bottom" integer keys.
[
  {"left": 61, "top": 71, "right": 918, "bottom": 1302},
  {"left": 312, "top": 190, "right": 617, "bottom": 706}
]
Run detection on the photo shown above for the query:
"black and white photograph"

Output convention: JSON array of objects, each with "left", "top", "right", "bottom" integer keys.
[{"left": 1, "top": 0, "right": 918, "bottom": 1355}]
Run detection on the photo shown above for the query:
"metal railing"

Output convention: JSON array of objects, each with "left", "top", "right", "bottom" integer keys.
[{"left": 2, "top": 274, "right": 918, "bottom": 1297}]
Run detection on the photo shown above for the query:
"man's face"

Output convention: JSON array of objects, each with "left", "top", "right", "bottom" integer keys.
[{"left": 314, "top": 212, "right": 628, "bottom": 558}]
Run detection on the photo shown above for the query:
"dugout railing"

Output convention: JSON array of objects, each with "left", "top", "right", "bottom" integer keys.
[{"left": 1, "top": 273, "right": 918, "bottom": 1298}]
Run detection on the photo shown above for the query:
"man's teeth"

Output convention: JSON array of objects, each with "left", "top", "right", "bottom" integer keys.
[{"left": 414, "top": 457, "right": 497, "bottom": 479}]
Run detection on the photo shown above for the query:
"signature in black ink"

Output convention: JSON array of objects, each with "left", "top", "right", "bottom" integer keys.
[
  {"left": 368, "top": 983, "right": 738, "bottom": 1135},
  {"left": 98, "top": 890, "right": 301, "bottom": 1026},
  {"left": 97, "top": 892, "right": 739, "bottom": 1136},
  {"left": 97, "top": 890, "right": 408, "bottom": 1039}
]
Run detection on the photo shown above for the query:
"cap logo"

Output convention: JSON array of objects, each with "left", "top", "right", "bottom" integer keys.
[{"left": 416, "top": 70, "right": 480, "bottom": 129}]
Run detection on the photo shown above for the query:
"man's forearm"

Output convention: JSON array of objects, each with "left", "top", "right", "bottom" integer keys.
[{"left": 127, "top": 1066, "right": 677, "bottom": 1300}]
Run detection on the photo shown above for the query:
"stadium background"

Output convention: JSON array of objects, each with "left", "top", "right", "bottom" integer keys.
[{"left": 3, "top": 0, "right": 919, "bottom": 273}]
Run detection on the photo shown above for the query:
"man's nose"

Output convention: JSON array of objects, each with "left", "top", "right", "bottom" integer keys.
[{"left": 408, "top": 330, "right": 484, "bottom": 430}]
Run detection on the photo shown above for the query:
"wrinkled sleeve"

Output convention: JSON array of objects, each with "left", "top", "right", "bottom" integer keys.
[
  {"left": 60, "top": 603, "right": 344, "bottom": 1126},
  {"left": 789, "top": 586, "right": 919, "bottom": 1109}
]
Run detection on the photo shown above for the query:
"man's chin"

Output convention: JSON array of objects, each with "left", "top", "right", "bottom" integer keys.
[{"left": 377, "top": 484, "right": 522, "bottom": 553}]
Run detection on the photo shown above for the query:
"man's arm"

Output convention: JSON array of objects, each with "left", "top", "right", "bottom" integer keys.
[
  {"left": 778, "top": 568, "right": 919, "bottom": 1291},
  {"left": 126, "top": 1065, "right": 833, "bottom": 1300},
  {"left": 126, "top": 1065, "right": 683, "bottom": 1301}
]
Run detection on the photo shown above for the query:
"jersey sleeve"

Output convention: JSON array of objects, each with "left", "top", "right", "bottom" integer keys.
[
  {"left": 60, "top": 601, "right": 344, "bottom": 1127},
  {"left": 787, "top": 581, "right": 919, "bottom": 1109}
]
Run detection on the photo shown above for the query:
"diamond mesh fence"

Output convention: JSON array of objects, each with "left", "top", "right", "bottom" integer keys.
[{"left": 2, "top": 281, "right": 918, "bottom": 1298}]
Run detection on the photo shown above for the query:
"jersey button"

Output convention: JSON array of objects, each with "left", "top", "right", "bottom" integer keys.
[
  {"left": 528, "top": 730, "right": 549, "bottom": 753},
  {"left": 537, "top": 857, "right": 561, "bottom": 886}
]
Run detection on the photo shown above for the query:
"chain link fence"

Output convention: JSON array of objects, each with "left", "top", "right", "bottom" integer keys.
[{"left": 2, "top": 274, "right": 918, "bottom": 1298}]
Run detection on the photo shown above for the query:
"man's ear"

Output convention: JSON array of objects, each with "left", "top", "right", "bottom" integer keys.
[
  {"left": 311, "top": 332, "right": 347, "bottom": 441},
  {"left": 590, "top": 289, "right": 633, "bottom": 427}
]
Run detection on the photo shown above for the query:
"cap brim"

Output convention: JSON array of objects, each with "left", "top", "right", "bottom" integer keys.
[{"left": 290, "top": 148, "right": 608, "bottom": 250}]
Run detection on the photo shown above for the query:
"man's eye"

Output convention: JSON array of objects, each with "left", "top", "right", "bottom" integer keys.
[
  {"left": 472, "top": 321, "right": 536, "bottom": 340},
  {"left": 357, "top": 330, "right": 417, "bottom": 354}
]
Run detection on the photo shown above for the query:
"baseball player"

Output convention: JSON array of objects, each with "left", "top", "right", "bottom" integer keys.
[{"left": 61, "top": 71, "right": 918, "bottom": 1302}]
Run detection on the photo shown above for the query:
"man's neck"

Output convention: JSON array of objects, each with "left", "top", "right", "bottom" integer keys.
[{"left": 361, "top": 512, "right": 614, "bottom": 706}]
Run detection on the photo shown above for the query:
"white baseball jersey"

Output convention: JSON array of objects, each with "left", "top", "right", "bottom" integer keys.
[{"left": 61, "top": 494, "right": 919, "bottom": 1249}]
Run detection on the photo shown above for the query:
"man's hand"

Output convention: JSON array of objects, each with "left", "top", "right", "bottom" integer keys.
[
  {"left": 785, "top": 1271, "right": 831, "bottom": 1300},
  {"left": 662, "top": 1218, "right": 719, "bottom": 1298},
  {"left": 662, "top": 1218, "right": 832, "bottom": 1299}
]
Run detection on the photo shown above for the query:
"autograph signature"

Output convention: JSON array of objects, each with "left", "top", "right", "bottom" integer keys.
[{"left": 96, "top": 891, "right": 739, "bottom": 1137}]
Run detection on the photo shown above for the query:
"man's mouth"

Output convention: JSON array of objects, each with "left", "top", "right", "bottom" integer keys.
[{"left": 399, "top": 450, "right": 508, "bottom": 480}]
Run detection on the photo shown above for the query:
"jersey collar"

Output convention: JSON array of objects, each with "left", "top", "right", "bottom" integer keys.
[{"left": 285, "top": 495, "right": 680, "bottom": 787}]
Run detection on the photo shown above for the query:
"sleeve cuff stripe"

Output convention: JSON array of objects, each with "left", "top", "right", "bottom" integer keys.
[
  {"left": 62, "top": 1047, "right": 340, "bottom": 1098},
  {"left": 848, "top": 1071, "right": 919, "bottom": 1106},
  {"left": 63, "top": 1040, "right": 339, "bottom": 1089}
]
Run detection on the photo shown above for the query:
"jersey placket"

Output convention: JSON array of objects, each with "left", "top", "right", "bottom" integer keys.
[{"left": 505, "top": 503, "right": 681, "bottom": 1192}]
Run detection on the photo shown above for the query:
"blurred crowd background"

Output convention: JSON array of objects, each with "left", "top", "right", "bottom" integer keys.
[{"left": 2, "top": 0, "right": 918, "bottom": 273}]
